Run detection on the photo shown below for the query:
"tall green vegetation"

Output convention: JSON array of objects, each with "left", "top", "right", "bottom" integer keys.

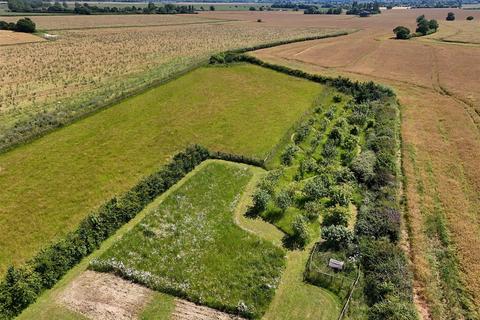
[
  {"left": 0, "top": 17, "right": 35, "bottom": 33},
  {"left": 90, "top": 162, "right": 285, "bottom": 319},
  {"left": 446, "top": 12, "right": 455, "bottom": 20}
]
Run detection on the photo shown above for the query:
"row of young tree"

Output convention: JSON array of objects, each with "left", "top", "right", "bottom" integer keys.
[
  {"left": 304, "top": 6, "right": 342, "bottom": 15},
  {"left": 0, "top": 17, "right": 36, "bottom": 33},
  {"left": 346, "top": 1, "right": 381, "bottom": 16},
  {"left": 7, "top": 0, "right": 195, "bottom": 14},
  {"left": 393, "top": 14, "right": 439, "bottom": 39}
]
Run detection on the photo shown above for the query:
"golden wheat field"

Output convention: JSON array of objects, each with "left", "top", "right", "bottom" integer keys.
[
  {"left": 0, "top": 18, "right": 341, "bottom": 133},
  {"left": 209, "top": 8, "right": 480, "bottom": 319}
]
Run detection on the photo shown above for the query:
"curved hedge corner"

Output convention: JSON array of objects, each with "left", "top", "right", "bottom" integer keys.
[{"left": 0, "top": 145, "right": 264, "bottom": 319}]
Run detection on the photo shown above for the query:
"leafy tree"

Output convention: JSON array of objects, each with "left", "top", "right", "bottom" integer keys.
[
  {"left": 303, "top": 174, "right": 331, "bottom": 200},
  {"left": 281, "top": 144, "right": 299, "bottom": 166},
  {"left": 250, "top": 189, "right": 270, "bottom": 215},
  {"left": 15, "top": 17, "right": 36, "bottom": 33},
  {"left": 428, "top": 19, "right": 439, "bottom": 31},
  {"left": 416, "top": 16, "right": 429, "bottom": 35},
  {"left": 321, "top": 225, "right": 353, "bottom": 250},
  {"left": 209, "top": 5, "right": 215, "bottom": 11},
  {"left": 446, "top": 12, "right": 455, "bottom": 21},
  {"left": 322, "top": 205, "right": 351, "bottom": 227},
  {"left": 304, "top": 200, "right": 322, "bottom": 221},
  {"left": 291, "top": 216, "right": 309, "bottom": 248},
  {"left": 351, "top": 150, "right": 376, "bottom": 183},
  {"left": 393, "top": 26, "right": 410, "bottom": 39},
  {"left": 467, "top": 16, "right": 474, "bottom": 21},
  {"left": 275, "top": 189, "right": 293, "bottom": 211}
]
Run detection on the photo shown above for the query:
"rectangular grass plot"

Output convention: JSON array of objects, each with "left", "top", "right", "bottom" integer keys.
[{"left": 90, "top": 161, "right": 285, "bottom": 319}]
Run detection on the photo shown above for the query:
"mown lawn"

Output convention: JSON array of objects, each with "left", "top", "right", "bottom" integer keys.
[
  {"left": 90, "top": 161, "right": 285, "bottom": 319},
  {"left": 0, "top": 63, "right": 322, "bottom": 274}
]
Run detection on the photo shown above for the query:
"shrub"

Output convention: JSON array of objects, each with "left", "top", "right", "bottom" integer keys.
[
  {"left": 322, "top": 205, "right": 351, "bottom": 227},
  {"left": 369, "top": 297, "right": 418, "bottom": 320},
  {"left": 351, "top": 150, "right": 376, "bottom": 183},
  {"left": 290, "top": 216, "right": 310, "bottom": 249},
  {"left": 281, "top": 144, "right": 299, "bottom": 166},
  {"left": 275, "top": 189, "right": 293, "bottom": 211},
  {"left": 355, "top": 206, "right": 400, "bottom": 242},
  {"left": 304, "top": 200, "right": 322, "bottom": 221},
  {"left": 393, "top": 26, "right": 410, "bottom": 39},
  {"left": 303, "top": 174, "right": 332, "bottom": 200},
  {"left": 428, "top": 19, "right": 439, "bottom": 31},
  {"left": 446, "top": 12, "right": 455, "bottom": 21},
  {"left": 321, "top": 225, "right": 354, "bottom": 250},
  {"left": 15, "top": 18, "right": 36, "bottom": 33},
  {"left": 328, "top": 184, "right": 352, "bottom": 207},
  {"left": 250, "top": 189, "right": 271, "bottom": 215},
  {"left": 294, "top": 123, "right": 311, "bottom": 144},
  {"left": 333, "top": 95, "right": 342, "bottom": 103},
  {"left": 466, "top": 16, "right": 474, "bottom": 21}
]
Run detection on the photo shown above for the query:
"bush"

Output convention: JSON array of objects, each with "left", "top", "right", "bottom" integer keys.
[
  {"left": 393, "top": 26, "right": 410, "bottom": 39},
  {"left": 321, "top": 225, "right": 353, "bottom": 250},
  {"left": 303, "top": 174, "right": 332, "bottom": 200},
  {"left": 304, "top": 201, "right": 322, "bottom": 221},
  {"left": 322, "top": 205, "right": 351, "bottom": 227},
  {"left": 446, "top": 12, "right": 455, "bottom": 21},
  {"left": 290, "top": 216, "right": 310, "bottom": 249},
  {"left": 466, "top": 16, "right": 474, "bottom": 21},
  {"left": 15, "top": 18, "right": 36, "bottom": 33},
  {"left": 328, "top": 184, "right": 352, "bottom": 207},
  {"left": 355, "top": 206, "right": 400, "bottom": 242},
  {"left": 351, "top": 150, "right": 376, "bottom": 183},
  {"left": 275, "top": 189, "right": 293, "bottom": 211},
  {"left": 360, "top": 238, "right": 413, "bottom": 304},
  {"left": 333, "top": 95, "right": 342, "bottom": 103},
  {"left": 369, "top": 297, "right": 418, "bottom": 320},
  {"left": 294, "top": 122, "right": 311, "bottom": 144},
  {"left": 249, "top": 189, "right": 271, "bottom": 217},
  {"left": 281, "top": 144, "right": 299, "bottom": 166}
]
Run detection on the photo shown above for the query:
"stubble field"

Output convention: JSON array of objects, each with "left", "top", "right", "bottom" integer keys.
[{"left": 205, "top": 8, "right": 480, "bottom": 319}]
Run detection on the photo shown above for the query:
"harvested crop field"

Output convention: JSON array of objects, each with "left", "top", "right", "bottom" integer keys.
[
  {"left": 236, "top": 8, "right": 480, "bottom": 319},
  {"left": 0, "top": 30, "right": 45, "bottom": 45},
  {"left": 0, "top": 63, "right": 324, "bottom": 276},
  {"left": 0, "top": 15, "right": 343, "bottom": 148}
]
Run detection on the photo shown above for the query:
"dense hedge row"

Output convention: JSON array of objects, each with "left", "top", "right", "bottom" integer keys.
[
  {"left": 210, "top": 54, "right": 393, "bottom": 103},
  {"left": 0, "top": 145, "right": 266, "bottom": 319}
]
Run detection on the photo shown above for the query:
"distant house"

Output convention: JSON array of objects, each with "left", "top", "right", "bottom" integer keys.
[{"left": 328, "top": 258, "right": 344, "bottom": 271}]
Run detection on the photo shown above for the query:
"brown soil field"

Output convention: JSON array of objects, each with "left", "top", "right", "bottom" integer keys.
[
  {"left": 200, "top": 8, "right": 480, "bottom": 319},
  {"left": 58, "top": 270, "right": 245, "bottom": 320},
  {"left": 0, "top": 30, "right": 45, "bottom": 45}
]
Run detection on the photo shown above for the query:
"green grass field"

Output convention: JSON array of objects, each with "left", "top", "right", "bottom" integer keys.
[
  {"left": 90, "top": 161, "right": 285, "bottom": 319},
  {"left": 0, "top": 63, "right": 323, "bottom": 275}
]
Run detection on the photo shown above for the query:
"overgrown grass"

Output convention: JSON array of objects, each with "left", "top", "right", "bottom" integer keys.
[
  {"left": 90, "top": 162, "right": 285, "bottom": 319},
  {"left": 0, "top": 63, "right": 322, "bottom": 275}
]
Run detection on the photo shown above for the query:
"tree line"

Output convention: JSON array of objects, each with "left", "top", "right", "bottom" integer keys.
[
  {"left": 0, "top": 17, "right": 36, "bottom": 33},
  {"left": 7, "top": 0, "right": 196, "bottom": 14}
]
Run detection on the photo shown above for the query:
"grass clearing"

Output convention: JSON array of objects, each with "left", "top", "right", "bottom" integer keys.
[
  {"left": 90, "top": 161, "right": 285, "bottom": 319},
  {"left": 0, "top": 63, "right": 323, "bottom": 275}
]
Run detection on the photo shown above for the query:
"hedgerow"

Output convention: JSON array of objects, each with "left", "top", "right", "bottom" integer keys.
[{"left": 0, "top": 145, "right": 265, "bottom": 319}]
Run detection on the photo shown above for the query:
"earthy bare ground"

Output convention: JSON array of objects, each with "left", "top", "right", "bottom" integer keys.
[
  {"left": 172, "top": 299, "right": 245, "bottom": 320},
  {"left": 58, "top": 270, "right": 152, "bottom": 320},
  {"left": 58, "top": 270, "right": 246, "bottom": 320},
  {"left": 201, "top": 8, "right": 480, "bottom": 319},
  {"left": 0, "top": 30, "right": 44, "bottom": 45}
]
